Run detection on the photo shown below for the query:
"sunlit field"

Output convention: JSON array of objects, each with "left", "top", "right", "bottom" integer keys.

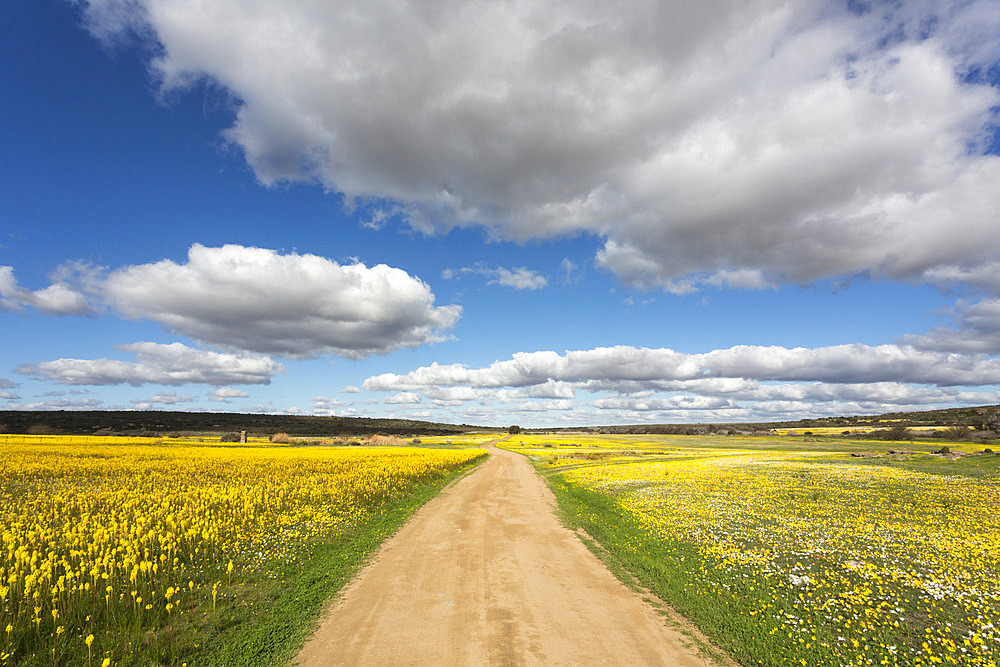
[
  {"left": 505, "top": 433, "right": 1000, "bottom": 666},
  {"left": 410, "top": 433, "right": 504, "bottom": 447},
  {"left": 0, "top": 434, "right": 274, "bottom": 447},
  {"left": 0, "top": 439, "right": 485, "bottom": 665}
]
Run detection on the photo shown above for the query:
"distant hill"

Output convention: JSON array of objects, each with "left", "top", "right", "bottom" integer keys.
[
  {"left": 547, "top": 404, "right": 1000, "bottom": 434},
  {"left": 0, "top": 410, "right": 480, "bottom": 437},
  {"left": 4, "top": 403, "right": 998, "bottom": 437}
]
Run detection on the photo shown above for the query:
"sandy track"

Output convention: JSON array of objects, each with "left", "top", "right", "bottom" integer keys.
[{"left": 295, "top": 442, "right": 723, "bottom": 666}]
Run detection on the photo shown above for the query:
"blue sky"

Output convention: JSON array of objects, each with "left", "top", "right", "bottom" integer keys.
[{"left": 2, "top": 0, "right": 1000, "bottom": 427}]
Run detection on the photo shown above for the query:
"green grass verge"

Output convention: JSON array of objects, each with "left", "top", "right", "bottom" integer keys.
[
  {"left": 542, "top": 472, "right": 839, "bottom": 667},
  {"left": 208, "top": 457, "right": 485, "bottom": 667}
]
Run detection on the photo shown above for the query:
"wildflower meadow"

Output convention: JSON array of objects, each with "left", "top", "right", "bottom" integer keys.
[
  {"left": 0, "top": 438, "right": 485, "bottom": 665},
  {"left": 507, "top": 434, "right": 1000, "bottom": 666}
]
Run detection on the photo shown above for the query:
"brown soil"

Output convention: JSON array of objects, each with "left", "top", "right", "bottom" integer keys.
[{"left": 295, "top": 442, "right": 732, "bottom": 666}]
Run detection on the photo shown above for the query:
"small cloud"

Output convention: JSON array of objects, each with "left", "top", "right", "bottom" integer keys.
[
  {"left": 16, "top": 341, "right": 283, "bottom": 386},
  {"left": 5, "top": 398, "right": 104, "bottom": 411},
  {"left": 340, "top": 385, "right": 362, "bottom": 393},
  {"left": 491, "top": 267, "right": 547, "bottom": 291},
  {"left": 312, "top": 395, "right": 354, "bottom": 414},
  {"left": 444, "top": 263, "right": 547, "bottom": 290},
  {"left": 209, "top": 387, "right": 250, "bottom": 403},
  {"left": 560, "top": 258, "right": 579, "bottom": 285},
  {"left": 0, "top": 266, "right": 95, "bottom": 315},
  {"left": 384, "top": 392, "right": 421, "bottom": 404},
  {"left": 130, "top": 391, "right": 195, "bottom": 406},
  {"left": 0, "top": 391, "right": 21, "bottom": 400}
]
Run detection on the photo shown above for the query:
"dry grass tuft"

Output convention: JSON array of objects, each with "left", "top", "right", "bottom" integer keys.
[{"left": 366, "top": 434, "right": 407, "bottom": 447}]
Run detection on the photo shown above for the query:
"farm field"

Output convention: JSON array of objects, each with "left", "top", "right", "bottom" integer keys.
[
  {"left": 503, "top": 433, "right": 1000, "bottom": 667},
  {"left": 0, "top": 439, "right": 486, "bottom": 665}
]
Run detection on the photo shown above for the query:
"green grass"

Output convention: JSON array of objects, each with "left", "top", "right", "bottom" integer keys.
[
  {"left": 542, "top": 473, "right": 806, "bottom": 666},
  {"left": 520, "top": 436, "right": 1000, "bottom": 667}
]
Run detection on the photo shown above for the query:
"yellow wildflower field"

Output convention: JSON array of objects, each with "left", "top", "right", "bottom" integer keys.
[
  {"left": 0, "top": 440, "right": 484, "bottom": 665},
  {"left": 508, "top": 435, "right": 1000, "bottom": 666}
]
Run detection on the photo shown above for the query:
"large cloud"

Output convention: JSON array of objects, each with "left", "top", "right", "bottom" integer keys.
[
  {"left": 364, "top": 344, "right": 1000, "bottom": 391},
  {"left": 82, "top": 0, "right": 1000, "bottom": 292},
  {"left": 103, "top": 244, "right": 460, "bottom": 358},
  {"left": 16, "top": 342, "right": 283, "bottom": 386}
]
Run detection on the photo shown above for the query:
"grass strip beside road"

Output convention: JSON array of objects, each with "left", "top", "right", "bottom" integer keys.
[
  {"left": 199, "top": 454, "right": 488, "bottom": 667},
  {"left": 543, "top": 473, "right": 794, "bottom": 667}
]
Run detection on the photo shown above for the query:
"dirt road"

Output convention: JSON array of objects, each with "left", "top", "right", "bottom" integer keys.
[{"left": 295, "top": 442, "right": 723, "bottom": 666}]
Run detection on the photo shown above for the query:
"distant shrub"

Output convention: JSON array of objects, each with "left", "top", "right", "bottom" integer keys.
[
  {"left": 219, "top": 432, "right": 241, "bottom": 442},
  {"left": 987, "top": 411, "right": 1000, "bottom": 435},
  {"left": 269, "top": 432, "right": 293, "bottom": 444},
  {"left": 411, "top": 438, "right": 422, "bottom": 444},
  {"left": 875, "top": 425, "right": 913, "bottom": 441},
  {"left": 942, "top": 426, "right": 971, "bottom": 441}
]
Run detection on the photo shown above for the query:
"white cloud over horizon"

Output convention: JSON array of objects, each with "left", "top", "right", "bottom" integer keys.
[
  {"left": 364, "top": 344, "right": 1000, "bottom": 391},
  {"left": 15, "top": 342, "right": 283, "bottom": 387},
  {"left": 81, "top": 0, "right": 1000, "bottom": 296},
  {"left": 357, "top": 343, "right": 1000, "bottom": 423},
  {"left": 4, "top": 398, "right": 106, "bottom": 411}
]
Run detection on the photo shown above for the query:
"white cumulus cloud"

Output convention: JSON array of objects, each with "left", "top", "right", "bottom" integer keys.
[
  {"left": 0, "top": 266, "right": 94, "bottom": 315},
  {"left": 130, "top": 391, "right": 195, "bottom": 406},
  {"left": 210, "top": 387, "right": 250, "bottom": 402},
  {"left": 81, "top": 0, "right": 1000, "bottom": 294},
  {"left": 365, "top": 344, "right": 1000, "bottom": 391},
  {"left": 16, "top": 342, "right": 283, "bottom": 386},
  {"left": 103, "top": 244, "right": 460, "bottom": 359},
  {"left": 384, "top": 392, "right": 422, "bottom": 405}
]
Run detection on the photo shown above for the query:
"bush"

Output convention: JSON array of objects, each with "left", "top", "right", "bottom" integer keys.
[
  {"left": 987, "top": 411, "right": 1000, "bottom": 435},
  {"left": 942, "top": 426, "right": 971, "bottom": 440},
  {"left": 880, "top": 425, "right": 912, "bottom": 441},
  {"left": 219, "top": 432, "right": 242, "bottom": 442},
  {"left": 269, "top": 432, "right": 293, "bottom": 444}
]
